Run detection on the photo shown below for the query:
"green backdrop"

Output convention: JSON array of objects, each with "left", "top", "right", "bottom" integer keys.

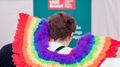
[{"left": 34, "top": 0, "right": 91, "bottom": 47}]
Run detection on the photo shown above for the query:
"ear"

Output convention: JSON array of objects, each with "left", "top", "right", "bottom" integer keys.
[
  {"left": 71, "top": 33, "right": 74, "bottom": 36},
  {"left": 68, "top": 33, "right": 74, "bottom": 40}
]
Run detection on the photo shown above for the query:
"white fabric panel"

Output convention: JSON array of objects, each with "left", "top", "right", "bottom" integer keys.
[
  {"left": 92, "top": 0, "right": 120, "bottom": 57},
  {"left": 101, "top": 58, "right": 120, "bottom": 67},
  {"left": 0, "top": 0, "right": 33, "bottom": 49}
]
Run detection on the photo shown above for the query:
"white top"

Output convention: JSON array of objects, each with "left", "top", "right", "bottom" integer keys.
[{"left": 48, "top": 42, "right": 72, "bottom": 54}]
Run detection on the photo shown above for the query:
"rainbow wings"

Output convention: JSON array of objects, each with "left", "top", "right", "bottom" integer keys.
[{"left": 12, "top": 13, "right": 120, "bottom": 67}]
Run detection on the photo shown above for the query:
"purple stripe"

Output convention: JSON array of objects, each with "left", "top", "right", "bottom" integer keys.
[{"left": 34, "top": 19, "right": 95, "bottom": 64}]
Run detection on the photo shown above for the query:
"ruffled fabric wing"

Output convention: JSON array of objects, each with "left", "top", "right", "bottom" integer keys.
[{"left": 12, "top": 13, "right": 120, "bottom": 67}]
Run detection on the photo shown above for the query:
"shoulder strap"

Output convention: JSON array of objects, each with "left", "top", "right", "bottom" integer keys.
[{"left": 55, "top": 46, "right": 65, "bottom": 52}]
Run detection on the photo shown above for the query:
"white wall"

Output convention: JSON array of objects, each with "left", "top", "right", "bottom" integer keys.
[
  {"left": 0, "top": 0, "right": 33, "bottom": 49},
  {"left": 92, "top": 0, "right": 120, "bottom": 57},
  {"left": 92, "top": 0, "right": 120, "bottom": 39}
]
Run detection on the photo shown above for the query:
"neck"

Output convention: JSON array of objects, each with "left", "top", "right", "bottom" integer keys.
[
  {"left": 50, "top": 39, "right": 70, "bottom": 47},
  {"left": 57, "top": 40, "right": 69, "bottom": 47}
]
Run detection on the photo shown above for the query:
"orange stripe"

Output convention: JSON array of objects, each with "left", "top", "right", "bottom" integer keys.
[
  {"left": 23, "top": 16, "right": 45, "bottom": 67},
  {"left": 23, "top": 16, "right": 33, "bottom": 66},
  {"left": 88, "top": 37, "right": 111, "bottom": 67}
]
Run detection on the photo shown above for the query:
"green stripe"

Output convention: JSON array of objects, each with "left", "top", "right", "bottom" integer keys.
[{"left": 79, "top": 36, "right": 101, "bottom": 66}]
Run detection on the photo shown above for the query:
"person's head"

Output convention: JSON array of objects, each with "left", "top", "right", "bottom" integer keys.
[{"left": 48, "top": 12, "right": 76, "bottom": 46}]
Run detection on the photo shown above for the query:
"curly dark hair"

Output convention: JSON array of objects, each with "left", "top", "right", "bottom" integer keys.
[{"left": 48, "top": 12, "right": 76, "bottom": 41}]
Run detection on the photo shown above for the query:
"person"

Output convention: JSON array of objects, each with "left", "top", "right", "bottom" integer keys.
[
  {"left": 47, "top": 12, "right": 76, "bottom": 54},
  {"left": 0, "top": 43, "right": 15, "bottom": 67}
]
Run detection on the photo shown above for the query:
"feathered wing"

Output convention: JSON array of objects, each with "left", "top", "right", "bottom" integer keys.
[
  {"left": 12, "top": 13, "right": 120, "bottom": 67},
  {"left": 12, "top": 13, "right": 30, "bottom": 67}
]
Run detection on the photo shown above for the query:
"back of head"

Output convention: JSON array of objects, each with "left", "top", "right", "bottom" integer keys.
[{"left": 48, "top": 12, "right": 76, "bottom": 41}]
